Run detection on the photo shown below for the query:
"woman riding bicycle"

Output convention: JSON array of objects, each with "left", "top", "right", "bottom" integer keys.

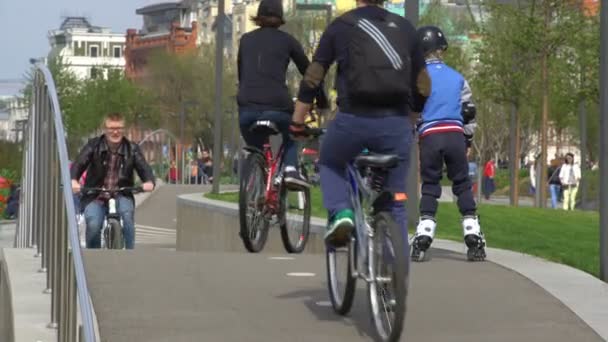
[{"left": 236, "top": 0, "right": 328, "bottom": 190}]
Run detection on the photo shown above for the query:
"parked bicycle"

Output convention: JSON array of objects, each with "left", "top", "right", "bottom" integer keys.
[{"left": 80, "top": 187, "right": 142, "bottom": 249}]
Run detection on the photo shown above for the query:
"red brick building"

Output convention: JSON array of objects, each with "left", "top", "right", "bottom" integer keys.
[{"left": 124, "top": 2, "right": 199, "bottom": 80}]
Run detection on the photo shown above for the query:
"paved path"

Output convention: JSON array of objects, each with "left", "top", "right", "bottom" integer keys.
[
  {"left": 0, "top": 221, "right": 15, "bottom": 248},
  {"left": 82, "top": 185, "right": 604, "bottom": 342}
]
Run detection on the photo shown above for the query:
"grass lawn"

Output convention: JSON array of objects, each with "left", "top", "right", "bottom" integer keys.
[{"left": 205, "top": 188, "right": 600, "bottom": 278}]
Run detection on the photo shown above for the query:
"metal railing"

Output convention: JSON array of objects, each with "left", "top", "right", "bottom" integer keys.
[{"left": 13, "top": 64, "right": 96, "bottom": 341}]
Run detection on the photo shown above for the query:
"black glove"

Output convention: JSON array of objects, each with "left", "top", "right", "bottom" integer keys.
[{"left": 465, "top": 134, "right": 473, "bottom": 148}]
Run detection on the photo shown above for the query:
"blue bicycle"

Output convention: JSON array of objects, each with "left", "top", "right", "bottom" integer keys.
[{"left": 325, "top": 151, "right": 409, "bottom": 342}]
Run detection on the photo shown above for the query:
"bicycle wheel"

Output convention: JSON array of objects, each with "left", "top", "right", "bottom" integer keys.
[
  {"left": 110, "top": 220, "right": 124, "bottom": 249},
  {"left": 368, "top": 211, "right": 408, "bottom": 342},
  {"left": 238, "top": 152, "right": 270, "bottom": 253},
  {"left": 326, "top": 234, "right": 357, "bottom": 315},
  {"left": 279, "top": 184, "right": 311, "bottom": 253},
  {"left": 108, "top": 219, "right": 124, "bottom": 250}
]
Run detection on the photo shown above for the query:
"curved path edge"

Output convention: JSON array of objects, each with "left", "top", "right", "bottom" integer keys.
[
  {"left": 432, "top": 238, "right": 608, "bottom": 341},
  {"left": 181, "top": 192, "right": 608, "bottom": 341}
]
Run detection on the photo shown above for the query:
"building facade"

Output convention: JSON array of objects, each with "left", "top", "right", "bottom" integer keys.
[
  {"left": 125, "top": 2, "right": 199, "bottom": 80},
  {"left": 47, "top": 17, "right": 126, "bottom": 79}
]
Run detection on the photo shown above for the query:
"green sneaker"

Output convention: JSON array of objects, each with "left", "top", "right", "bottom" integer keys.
[{"left": 324, "top": 209, "right": 355, "bottom": 247}]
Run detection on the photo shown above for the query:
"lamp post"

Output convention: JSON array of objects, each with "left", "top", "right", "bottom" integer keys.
[
  {"left": 599, "top": 0, "right": 607, "bottom": 282},
  {"left": 212, "top": 0, "right": 226, "bottom": 194},
  {"left": 405, "top": 0, "right": 419, "bottom": 232}
]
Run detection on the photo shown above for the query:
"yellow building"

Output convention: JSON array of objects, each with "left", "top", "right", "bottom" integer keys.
[{"left": 335, "top": 0, "right": 356, "bottom": 14}]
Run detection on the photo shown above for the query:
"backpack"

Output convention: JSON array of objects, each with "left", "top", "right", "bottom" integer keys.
[{"left": 339, "top": 11, "right": 411, "bottom": 106}]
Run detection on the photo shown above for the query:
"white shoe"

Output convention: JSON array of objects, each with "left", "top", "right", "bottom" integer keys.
[{"left": 415, "top": 216, "right": 436, "bottom": 240}]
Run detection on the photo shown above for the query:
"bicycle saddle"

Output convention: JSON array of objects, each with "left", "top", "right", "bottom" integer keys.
[
  {"left": 354, "top": 154, "right": 400, "bottom": 169},
  {"left": 249, "top": 120, "right": 280, "bottom": 135}
]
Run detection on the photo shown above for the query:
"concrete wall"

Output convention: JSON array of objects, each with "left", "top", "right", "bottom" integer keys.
[{"left": 176, "top": 193, "right": 327, "bottom": 254}]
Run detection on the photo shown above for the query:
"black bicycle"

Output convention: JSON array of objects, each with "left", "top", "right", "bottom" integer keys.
[{"left": 80, "top": 187, "right": 142, "bottom": 249}]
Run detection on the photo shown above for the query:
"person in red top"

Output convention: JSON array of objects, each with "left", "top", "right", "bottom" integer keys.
[
  {"left": 168, "top": 160, "right": 178, "bottom": 184},
  {"left": 483, "top": 159, "right": 496, "bottom": 200}
]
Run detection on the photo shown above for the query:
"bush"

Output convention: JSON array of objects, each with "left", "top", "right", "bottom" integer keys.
[{"left": 0, "top": 141, "right": 22, "bottom": 181}]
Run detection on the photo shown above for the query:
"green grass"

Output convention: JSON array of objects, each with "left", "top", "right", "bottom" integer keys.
[{"left": 206, "top": 188, "right": 600, "bottom": 278}]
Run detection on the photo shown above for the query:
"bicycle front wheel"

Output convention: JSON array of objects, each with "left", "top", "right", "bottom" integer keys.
[
  {"left": 238, "top": 152, "right": 269, "bottom": 253},
  {"left": 107, "top": 219, "right": 123, "bottom": 250},
  {"left": 368, "top": 212, "right": 408, "bottom": 342},
  {"left": 326, "top": 234, "right": 357, "bottom": 315},
  {"left": 279, "top": 184, "right": 311, "bottom": 253}
]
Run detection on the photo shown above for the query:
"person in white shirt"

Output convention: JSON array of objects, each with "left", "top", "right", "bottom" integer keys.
[{"left": 559, "top": 153, "right": 581, "bottom": 211}]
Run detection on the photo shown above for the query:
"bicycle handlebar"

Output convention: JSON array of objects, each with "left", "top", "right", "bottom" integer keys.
[{"left": 80, "top": 186, "right": 143, "bottom": 196}]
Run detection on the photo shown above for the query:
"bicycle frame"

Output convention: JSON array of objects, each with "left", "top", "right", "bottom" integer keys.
[
  {"left": 346, "top": 162, "right": 382, "bottom": 281},
  {"left": 261, "top": 140, "right": 285, "bottom": 214}
]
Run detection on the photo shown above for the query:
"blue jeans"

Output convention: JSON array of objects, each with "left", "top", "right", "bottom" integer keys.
[
  {"left": 319, "top": 112, "right": 412, "bottom": 239},
  {"left": 239, "top": 110, "right": 298, "bottom": 167},
  {"left": 549, "top": 184, "right": 561, "bottom": 209},
  {"left": 84, "top": 196, "right": 136, "bottom": 249}
]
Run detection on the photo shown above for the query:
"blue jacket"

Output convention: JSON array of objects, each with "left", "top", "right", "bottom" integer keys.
[{"left": 418, "top": 59, "right": 473, "bottom": 137}]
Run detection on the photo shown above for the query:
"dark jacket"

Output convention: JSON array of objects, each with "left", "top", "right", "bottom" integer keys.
[
  {"left": 297, "top": 6, "right": 428, "bottom": 116},
  {"left": 237, "top": 27, "right": 328, "bottom": 113},
  {"left": 70, "top": 135, "right": 155, "bottom": 208}
]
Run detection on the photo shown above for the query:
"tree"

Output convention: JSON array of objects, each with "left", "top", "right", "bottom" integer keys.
[
  {"left": 473, "top": 2, "right": 541, "bottom": 205},
  {"left": 143, "top": 45, "right": 237, "bottom": 153}
]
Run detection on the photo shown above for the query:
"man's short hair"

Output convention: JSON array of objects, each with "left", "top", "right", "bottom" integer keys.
[{"left": 105, "top": 112, "right": 124, "bottom": 122}]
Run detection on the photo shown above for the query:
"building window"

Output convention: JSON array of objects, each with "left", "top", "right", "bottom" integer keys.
[
  {"left": 90, "top": 45, "right": 99, "bottom": 58},
  {"left": 113, "top": 46, "right": 122, "bottom": 58},
  {"left": 90, "top": 67, "right": 98, "bottom": 79}
]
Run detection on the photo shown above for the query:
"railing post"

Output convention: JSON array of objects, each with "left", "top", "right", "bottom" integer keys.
[
  {"left": 33, "top": 77, "right": 42, "bottom": 256},
  {"left": 58, "top": 206, "right": 68, "bottom": 341},
  {"left": 40, "top": 85, "right": 50, "bottom": 276},
  {"left": 48, "top": 128, "right": 59, "bottom": 328}
]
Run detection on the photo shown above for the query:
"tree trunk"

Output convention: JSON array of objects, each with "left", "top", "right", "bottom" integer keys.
[
  {"left": 509, "top": 103, "right": 520, "bottom": 206},
  {"left": 538, "top": 5, "right": 550, "bottom": 209},
  {"left": 579, "top": 99, "right": 588, "bottom": 207}
]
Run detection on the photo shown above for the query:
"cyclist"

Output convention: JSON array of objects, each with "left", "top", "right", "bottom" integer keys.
[
  {"left": 291, "top": 0, "right": 430, "bottom": 246},
  {"left": 237, "top": 0, "right": 328, "bottom": 190},
  {"left": 70, "top": 112, "right": 155, "bottom": 249},
  {"left": 410, "top": 26, "right": 486, "bottom": 261}
]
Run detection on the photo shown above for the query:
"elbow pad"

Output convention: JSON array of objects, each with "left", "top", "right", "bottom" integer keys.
[{"left": 462, "top": 102, "right": 476, "bottom": 124}]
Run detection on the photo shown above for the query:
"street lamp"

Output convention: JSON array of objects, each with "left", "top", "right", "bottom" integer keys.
[
  {"left": 212, "top": 0, "right": 226, "bottom": 194},
  {"left": 599, "top": 0, "right": 607, "bottom": 282},
  {"left": 405, "top": 0, "right": 419, "bottom": 232}
]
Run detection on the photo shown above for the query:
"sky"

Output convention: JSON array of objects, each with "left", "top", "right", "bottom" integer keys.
[{"left": 0, "top": 0, "right": 159, "bottom": 82}]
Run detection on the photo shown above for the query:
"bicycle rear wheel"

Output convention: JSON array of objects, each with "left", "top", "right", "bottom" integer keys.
[
  {"left": 326, "top": 234, "right": 357, "bottom": 315},
  {"left": 368, "top": 211, "right": 408, "bottom": 342},
  {"left": 279, "top": 184, "right": 311, "bottom": 253},
  {"left": 238, "top": 152, "right": 270, "bottom": 253}
]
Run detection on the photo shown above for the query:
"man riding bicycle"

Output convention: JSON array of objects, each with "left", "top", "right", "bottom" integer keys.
[
  {"left": 70, "top": 112, "right": 155, "bottom": 249},
  {"left": 237, "top": 0, "right": 328, "bottom": 190},
  {"left": 291, "top": 0, "right": 430, "bottom": 246}
]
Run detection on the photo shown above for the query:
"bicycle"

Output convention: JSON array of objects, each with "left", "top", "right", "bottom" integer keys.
[
  {"left": 80, "top": 187, "right": 142, "bottom": 249},
  {"left": 238, "top": 120, "right": 314, "bottom": 253},
  {"left": 324, "top": 149, "right": 409, "bottom": 342}
]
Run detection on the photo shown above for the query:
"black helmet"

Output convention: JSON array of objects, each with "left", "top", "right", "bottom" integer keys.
[{"left": 417, "top": 26, "right": 448, "bottom": 56}]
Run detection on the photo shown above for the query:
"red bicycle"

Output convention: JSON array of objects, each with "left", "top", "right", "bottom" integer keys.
[{"left": 238, "top": 120, "right": 321, "bottom": 253}]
